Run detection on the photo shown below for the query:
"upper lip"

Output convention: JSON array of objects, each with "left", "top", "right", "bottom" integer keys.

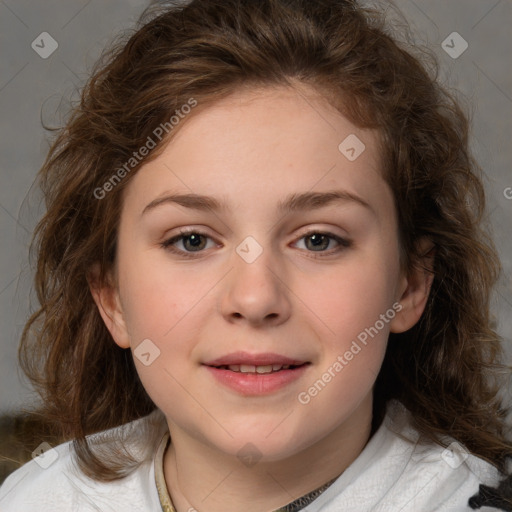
[{"left": 203, "top": 351, "right": 308, "bottom": 367}]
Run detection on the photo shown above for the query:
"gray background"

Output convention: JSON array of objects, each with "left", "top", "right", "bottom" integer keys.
[{"left": 0, "top": 0, "right": 511, "bottom": 413}]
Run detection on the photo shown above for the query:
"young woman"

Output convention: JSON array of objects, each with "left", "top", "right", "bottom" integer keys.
[{"left": 1, "top": 0, "right": 511, "bottom": 510}]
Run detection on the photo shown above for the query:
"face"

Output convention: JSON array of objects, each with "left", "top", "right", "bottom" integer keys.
[{"left": 93, "top": 85, "right": 427, "bottom": 462}]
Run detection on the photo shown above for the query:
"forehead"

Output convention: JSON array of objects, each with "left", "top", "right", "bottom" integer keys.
[
  {"left": 122, "top": 84, "right": 388, "bottom": 219},
  {"left": 167, "top": 84, "right": 381, "bottom": 165}
]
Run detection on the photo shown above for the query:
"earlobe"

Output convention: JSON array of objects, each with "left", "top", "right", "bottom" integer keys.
[
  {"left": 87, "top": 263, "right": 131, "bottom": 349},
  {"left": 390, "top": 239, "right": 435, "bottom": 334}
]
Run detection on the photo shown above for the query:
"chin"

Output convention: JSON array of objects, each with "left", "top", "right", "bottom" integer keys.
[{"left": 210, "top": 424, "right": 317, "bottom": 463}]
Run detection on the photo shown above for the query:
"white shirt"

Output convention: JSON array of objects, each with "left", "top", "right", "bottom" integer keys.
[{"left": 0, "top": 400, "right": 501, "bottom": 511}]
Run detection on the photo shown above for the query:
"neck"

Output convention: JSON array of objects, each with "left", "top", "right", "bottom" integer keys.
[{"left": 163, "top": 395, "right": 374, "bottom": 512}]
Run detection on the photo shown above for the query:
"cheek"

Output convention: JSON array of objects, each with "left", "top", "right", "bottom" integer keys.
[
  {"left": 117, "top": 258, "right": 215, "bottom": 412},
  {"left": 118, "top": 249, "right": 214, "bottom": 342},
  {"left": 116, "top": 254, "right": 217, "bottom": 393},
  {"left": 293, "top": 261, "right": 395, "bottom": 422},
  {"left": 299, "top": 254, "right": 399, "bottom": 345}
]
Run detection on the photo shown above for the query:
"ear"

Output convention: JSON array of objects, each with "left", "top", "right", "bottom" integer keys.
[
  {"left": 87, "top": 263, "right": 131, "bottom": 349},
  {"left": 390, "top": 238, "right": 435, "bottom": 333}
]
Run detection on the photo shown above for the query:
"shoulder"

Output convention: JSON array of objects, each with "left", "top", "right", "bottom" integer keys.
[
  {"left": 0, "top": 410, "right": 167, "bottom": 512},
  {"left": 377, "top": 402, "right": 500, "bottom": 511},
  {"left": 386, "top": 406, "right": 500, "bottom": 512},
  {"left": 310, "top": 400, "right": 502, "bottom": 512}
]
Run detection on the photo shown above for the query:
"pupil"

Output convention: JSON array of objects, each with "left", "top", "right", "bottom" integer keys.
[
  {"left": 185, "top": 234, "right": 204, "bottom": 250},
  {"left": 308, "top": 234, "right": 328, "bottom": 251}
]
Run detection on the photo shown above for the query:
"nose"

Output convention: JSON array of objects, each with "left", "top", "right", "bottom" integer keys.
[{"left": 219, "top": 241, "right": 292, "bottom": 327}]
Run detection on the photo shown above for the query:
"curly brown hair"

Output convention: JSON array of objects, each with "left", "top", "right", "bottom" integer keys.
[{"left": 18, "top": 0, "right": 511, "bottom": 484}]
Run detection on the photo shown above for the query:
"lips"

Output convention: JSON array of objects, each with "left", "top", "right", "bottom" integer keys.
[
  {"left": 203, "top": 351, "right": 307, "bottom": 367},
  {"left": 203, "top": 352, "right": 311, "bottom": 395}
]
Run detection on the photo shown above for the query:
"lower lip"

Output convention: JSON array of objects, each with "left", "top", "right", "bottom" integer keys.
[{"left": 204, "top": 364, "right": 310, "bottom": 396}]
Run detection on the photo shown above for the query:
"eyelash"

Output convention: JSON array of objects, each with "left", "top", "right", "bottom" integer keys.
[{"left": 160, "top": 229, "right": 351, "bottom": 259}]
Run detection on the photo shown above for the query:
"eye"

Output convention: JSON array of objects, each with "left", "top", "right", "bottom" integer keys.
[
  {"left": 160, "top": 229, "right": 351, "bottom": 259},
  {"left": 293, "top": 231, "right": 351, "bottom": 257},
  {"left": 160, "top": 229, "right": 217, "bottom": 258}
]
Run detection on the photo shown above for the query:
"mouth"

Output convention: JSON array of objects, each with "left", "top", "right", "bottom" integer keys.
[
  {"left": 202, "top": 351, "right": 310, "bottom": 372},
  {"left": 208, "top": 363, "right": 309, "bottom": 374},
  {"left": 202, "top": 352, "right": 311, "bottom": 395}
]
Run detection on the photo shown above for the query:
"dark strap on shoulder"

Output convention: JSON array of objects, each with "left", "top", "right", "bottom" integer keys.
[{"left": 468, "top": 474, "right": 512, "bottom": 511}]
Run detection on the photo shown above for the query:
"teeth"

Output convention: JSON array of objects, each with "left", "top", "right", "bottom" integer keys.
[
  {"left": 256, "top": 365, "right": 273, "bottom": 374},
  {"left": 223, "top": 364, "right": 295, "bottom": 373}
]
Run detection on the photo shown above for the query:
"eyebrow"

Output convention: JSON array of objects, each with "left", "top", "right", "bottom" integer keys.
[{"left": 141, "top": 190, "right": 372, "bottom": 217}]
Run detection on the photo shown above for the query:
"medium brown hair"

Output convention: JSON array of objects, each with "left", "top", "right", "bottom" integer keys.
[{"left": 19, "top": 0, "right": 511, "bottom": 482}]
